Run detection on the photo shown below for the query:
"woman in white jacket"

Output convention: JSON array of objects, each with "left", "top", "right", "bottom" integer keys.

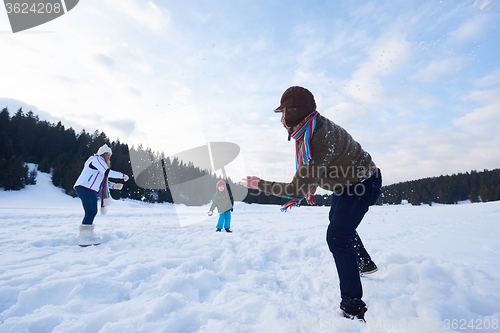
[{"left": 73, "top": 144, "right": 129, "bottom": 247}]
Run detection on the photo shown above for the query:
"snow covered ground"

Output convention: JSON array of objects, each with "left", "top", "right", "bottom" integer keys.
[{"left": 1, "top": 171, "right": 499, "bottom": 333}]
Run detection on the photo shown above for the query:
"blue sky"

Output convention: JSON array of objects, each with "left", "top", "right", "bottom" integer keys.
[{"left": 1, "top": 0, "right": 499, "bottom": 186}]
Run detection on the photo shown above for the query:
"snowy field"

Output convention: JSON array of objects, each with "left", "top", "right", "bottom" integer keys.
[{"left": 1, "top": 171, "right": 499, "bottom": 333}]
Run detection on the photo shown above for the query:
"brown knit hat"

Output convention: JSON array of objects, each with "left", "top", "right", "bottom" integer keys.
[{"left": 274, "top": 86, "right": 316, "bottom": 128}]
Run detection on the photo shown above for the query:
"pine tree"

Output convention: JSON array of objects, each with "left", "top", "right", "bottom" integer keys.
[
  {"left": 26, "top": 168, "right": 37, "bottom": 185},
  {"left": 1, "top": 156, "right": 28, "bottom": 190},
  {"left": 495, "top": 185, "right": 500, "bottom": 201},
  {"left": 470, "top": 187, "right": 480, "bottom": 203},
  {"left": 480, "top": 184, "right": 494, "bottom": 202},
  {"left": 0, "top": 108, "right": 12, "bottom": 159}
]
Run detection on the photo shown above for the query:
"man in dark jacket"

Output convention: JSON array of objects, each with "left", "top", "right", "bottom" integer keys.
[{"left": 243, "top": 86, "right": 382, "bottom": 321}]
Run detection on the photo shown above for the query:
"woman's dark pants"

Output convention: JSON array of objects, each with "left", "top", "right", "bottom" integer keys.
[{"left": 75, "top": 186, "right": 98, "bottom": 225}]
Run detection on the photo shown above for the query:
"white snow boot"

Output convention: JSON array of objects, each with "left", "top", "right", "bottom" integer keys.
[{"left": 79, "top": 224, "right": 101, "bottom": 247}]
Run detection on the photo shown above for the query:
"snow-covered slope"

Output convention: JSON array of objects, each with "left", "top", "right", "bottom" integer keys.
[{"left": 1, "top": 171, "right": 499, "bottom": 332}]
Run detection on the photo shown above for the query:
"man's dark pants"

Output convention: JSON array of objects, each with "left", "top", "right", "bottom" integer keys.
[{"left": 326, "top": 169, "right": 382, "bottom": 312}]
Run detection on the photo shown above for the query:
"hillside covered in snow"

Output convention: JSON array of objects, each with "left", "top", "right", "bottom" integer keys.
[{"left": 1, "top": 171, "right": 499, "bottom": 332}]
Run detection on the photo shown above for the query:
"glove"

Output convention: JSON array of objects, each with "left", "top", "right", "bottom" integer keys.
[
  {"left": 112, "top": 183, "right": 123, "bottom": 190},
  {"left": 208, "top": 211, "right": 213, "bottom": 216},
  {"left": 230, "top": 206, "right": 233, "bottom": 212},
  {"left": 123, "top": 174, "right": 129, "bottom": 182}
]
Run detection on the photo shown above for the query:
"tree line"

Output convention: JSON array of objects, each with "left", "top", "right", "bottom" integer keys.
[
  {"left": 379, "top": 169, "right": 500, "bottom": 205},
  {"left": 1, "top": 107, "right": 499, "bottom": 206},
  {"left": 0, "top": 107, "right": 243, "bottom": 204}
]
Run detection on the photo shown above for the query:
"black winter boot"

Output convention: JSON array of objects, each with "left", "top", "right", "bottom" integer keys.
[
  {"left": 216, "top": 228, "right": 222, "bottom": 232},
  {"left": 225, "top": 228, "right": 232, "bottom": 233},
  {"left": 359, "top": 258, "right": 378, "bottom": 276},
  {"left": 342, "top": 306, "right": 367, "bottom": 322},
  {"left": 340, "top": 297, "right": 367, "bottom": 322}
]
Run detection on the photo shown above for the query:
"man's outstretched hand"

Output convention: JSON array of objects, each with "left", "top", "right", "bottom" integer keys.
[
  {"left": 241, "top": 176, "right": 260, "bottom": 189},
  {"left": 305, "top": 186, "right": 317, "bottom": 205}
]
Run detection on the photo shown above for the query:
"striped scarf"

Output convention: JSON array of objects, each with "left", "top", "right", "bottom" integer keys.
[
  {"left": 281, "top": 111, "right": 319, "bottom": 212},
  {"left": 291, "top": 111, "right": 318, "bottom": 168},
  {"left": 99, "top": 169, "right": 111, "bottom": 215}
]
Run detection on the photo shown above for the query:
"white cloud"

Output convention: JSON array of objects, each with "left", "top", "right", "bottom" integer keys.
[
  {"left": 473, "top": 0, "right": 494, "bottom": 11},
  {"left": 374, "top": 122, "right": 499, "bottom": 185},
  {"left": 291, "top": 68, "right": 331, "bottom": 96},
  {"left": 454, "top": 89, "right": 500, "bottom": 136},
  {"left": 343, "top": 35, "right": 411, "bottom": 103},
  {"left": 354, "top": 36, "right": 411, "bottom": 78},
  {"left": 343, "top": 77, "right": 385, "bottom": 104},
  {"left": 374, "top": 87, "right": 500, "bottom": 184},
  {"left": 409, "top": 57, "right": 464, "bottom": 82},
  {"left": 467, "top": 87, "right": 500, "bottom": 105},
  {"left": 448, "top": 14, "right": 490, "bottom": 43},
  {"left": 417, "top": 96, "right": 440, "bottom": 109},
  {"left": 474, "top": 69, "right": 500, "bottom": 88},
  {"left": 103, "top": 0, "right": 172, "bottom": 32}
]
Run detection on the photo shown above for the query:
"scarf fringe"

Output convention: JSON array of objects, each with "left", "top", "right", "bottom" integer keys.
[{"left": 280, "top": 196, "right": 304, "bottom": 212}]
